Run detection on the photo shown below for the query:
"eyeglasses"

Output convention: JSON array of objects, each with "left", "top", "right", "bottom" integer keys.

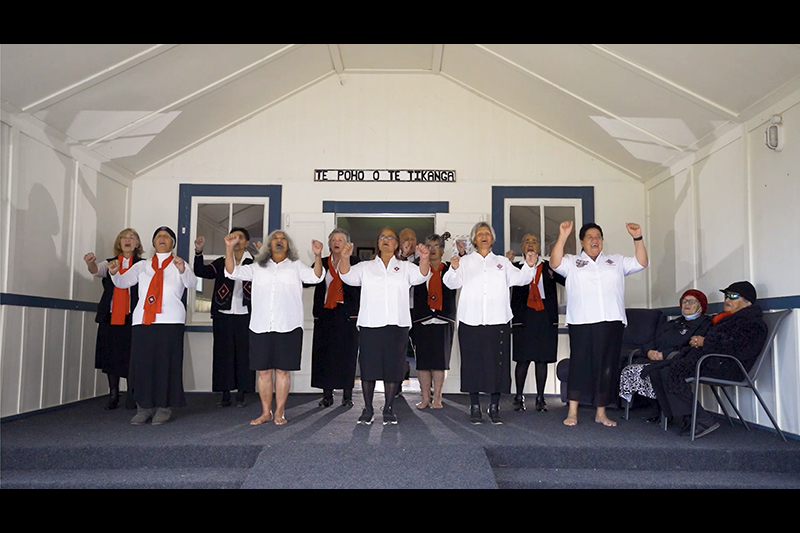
[
  {"left": 723, "top": 292, "right": 741, "bottom": 300},
  {"left": 378, "top": 235, "right": 397, "bottom": 241},
  {"left": 426, "top": 244, "right": 443, "bottom": 249},
  {"left": 680, "top": 298, "right": 699, "bottom": 305}
]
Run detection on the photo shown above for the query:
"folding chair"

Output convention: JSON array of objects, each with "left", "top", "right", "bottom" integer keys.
[{"left": 687, "top": 309, "right": 791, "bottom": 442}]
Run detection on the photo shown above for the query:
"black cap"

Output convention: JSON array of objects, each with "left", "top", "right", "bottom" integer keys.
[
  {"left": 720, "top": 281, "right": 757, "bottom": 303},
  {"left": 152, "top": 226, "right": 176, "bottom": 249}
]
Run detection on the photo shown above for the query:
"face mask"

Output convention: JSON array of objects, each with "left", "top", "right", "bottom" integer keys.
[{"left": 682, "top": 310, "right": 702, "bottom": 320}]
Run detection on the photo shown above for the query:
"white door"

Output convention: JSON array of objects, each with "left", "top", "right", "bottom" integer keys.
[{"left": 283, "top": 212, "right": 335, "bottom": 393}]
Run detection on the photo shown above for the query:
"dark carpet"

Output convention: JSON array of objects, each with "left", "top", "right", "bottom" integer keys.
[{"left": 2, "top": 391, "right": 799, "bottom": 489}]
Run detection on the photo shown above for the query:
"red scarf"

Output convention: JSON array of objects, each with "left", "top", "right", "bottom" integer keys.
[
  {"left": 427, "top": 263, "right": 445, "bottom": 311},
  {"left": 110, "top": 254, "right": 133, "bottom": 325},
  {"left": 712, "top": 311, "right": 732, "bottom": 325},
  {"left": 142, "top": 254, "right": 173, "bottom": 325},
  {"left": 324, "top": 256, "right": 344, "bottom": 309},
  {"left": 526, "top": 262, "right": 545, "bottom": 311}
]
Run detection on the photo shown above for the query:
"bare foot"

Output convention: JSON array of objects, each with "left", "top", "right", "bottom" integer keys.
[
  {"left": 415, "top": 401, "right": 430, "bottom": 409},
  {"left": 274, "top": 414, "right": 288, "bottom": 425},
  {"left": 563, "top": 414, "right": 578, "bottom": 426},
  {"left": 250, "top": 412, "right": 273, "bottom": 425},
  {"left": 595, "top": 414, "right": 617, "bottom": 427},
  {"left": 431, "top": 401, "right": 443, "bottom": 409}
]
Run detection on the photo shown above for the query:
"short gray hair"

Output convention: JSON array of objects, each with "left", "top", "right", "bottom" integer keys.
[
  {"left": 328, "top": 228, "right": 351, "bottom": 248},
  {"left": 469, "top": 221, "right": 496, "bottom": 248}
]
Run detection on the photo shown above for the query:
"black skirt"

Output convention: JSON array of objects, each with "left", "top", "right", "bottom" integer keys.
[
  {"left": 94, "top": 315, "right": 133, "bottom": 377},
  {"left": 249, "top": 328, "right": 303, "bottom": 371},
  {"left": 458, "top": 322, "right": 511, "bottom": 394},
  {"left": 411, "top": 321, "right": 453, "bottom": 370},
  {"left": 129, "top": 324, "right": 186, "bottom": 409},
  {"left": 311, "top": 304, "right": 359, "bottom": 390},
  {"left": 512, "top": 307, "right": 559, "bottom": 363},
  {"left": 212, "top": 313, "right": 255, "bottom": 392},
  {"left": 566, "top": 321, "right": 624, "bottom": 406},
  {"left": 358, "top": 326, "right": 409, "bottom": 382}
]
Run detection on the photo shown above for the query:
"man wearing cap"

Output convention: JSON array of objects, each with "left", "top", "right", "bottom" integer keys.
[{"left": 645, "top": 281, "right": 768, "bottom": 438}]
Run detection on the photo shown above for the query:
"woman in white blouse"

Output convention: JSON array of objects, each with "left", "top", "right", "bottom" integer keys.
[
  {"left": 339, "top": 227, "right": 430, "bottom": 426},
  {"left": 110, "top": 226, "right": 197, "bottom": 425},
  {"left": 550, "top": 220, "right": 648, "bottom": 427},
  {"left": 225, "top": 230, "right": 324, "bottom": 426},
  {"left": 443, "top": 221, "right": 538, "bottom": 425}
]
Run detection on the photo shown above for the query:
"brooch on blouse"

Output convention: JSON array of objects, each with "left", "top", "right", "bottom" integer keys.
[
  {"left": 496, "top": 264, "right": 503, "bottom": 270},
  {"left": 393, "top": 266, "right": 400, "bottom": 272},
  {"left": 576, "top": 259, "right": 588, "bottom": 268},
  {"left": 605, "top": 259, "right": 615, "bottom": 265}
]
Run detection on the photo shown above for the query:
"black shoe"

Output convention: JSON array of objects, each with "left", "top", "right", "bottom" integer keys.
[
  {"left": 341, "top": 397, "right": 354, "bottom": 408},
  {"left": 513, "top": 395, "right": 526, "bottom": 412},
  {"left": 216, "top": 400, "right": 231, "bottom": 408},
  {"left": 488, "top": 404, "right": 503, "bottom": 425},
  {"left": 382, "top": 406, "right": 398, "bottom": 425},
  {"left": 357, "top": 408, "right": 374, "bottom": 425},
  {"left": 470, "top": 405, "right": 483, "bottom": 425},
  {"left": 318, "top": 397, "right": 334, "bottom": 408},
  {"left": 535, "top": 396, "right": 547, "bottom": 412},
  {"left": 105, "top": 389, "right": 119, "bottom": 410}
]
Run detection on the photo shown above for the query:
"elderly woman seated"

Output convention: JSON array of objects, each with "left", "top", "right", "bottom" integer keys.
[
  {"left": 643, "top": 281, "right": 768, "bottom": 439},
  {"left": 619, "top": 290, "right": 712, "bottom": 419}
]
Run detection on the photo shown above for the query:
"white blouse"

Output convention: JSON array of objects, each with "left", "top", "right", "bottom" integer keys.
[
  {"left": 442, "top": 252, "right": 535, "bottom": 326},
  {"left": 112, "top": 253, "right": 197, "bottom": 325},
  {"left": 339, "top": 255, "right": 430, "bottom": 328},
  {"left": 226, "top": 258, "right": 324, "bottom": 333},
  {"left": 552, "top": 251, "right": 646, "bottom": 326}
]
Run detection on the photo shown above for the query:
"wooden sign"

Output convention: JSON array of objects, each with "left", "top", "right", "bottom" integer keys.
[{"left": 314, "top": 169, "right": 456, "bottom": 182}]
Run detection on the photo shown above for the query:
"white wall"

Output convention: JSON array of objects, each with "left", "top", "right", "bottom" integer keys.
[
  {"left": 1, "top": 111, "right": 133, "bottom": 417},
  {"left": 646, "top": 91, "right": 800, "bottom": 436},
  {"left": 133, "top": 73, "right": 647, "bottom": 395}
]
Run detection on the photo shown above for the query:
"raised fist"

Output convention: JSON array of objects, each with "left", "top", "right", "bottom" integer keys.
[{"left": 195, "top": 236, "right": 205, "bottom": 253}]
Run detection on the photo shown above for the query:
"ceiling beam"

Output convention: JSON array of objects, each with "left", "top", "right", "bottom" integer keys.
[
  {"left": 21, "top": 44, "right": 178, "bottom": 113},
  {"left": 86, "top": 44, "right": 300, "bottom": 149},
  {"left": 473, "top": 44, "right": 685, "bottom": 153},
  {"left": 586, "top": 44, "right": 740, "bottom": 120}
]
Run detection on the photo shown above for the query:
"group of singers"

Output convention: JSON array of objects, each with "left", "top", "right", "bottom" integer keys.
[{"left": 84, "top": 219, "right": 649, "bottom": 428}]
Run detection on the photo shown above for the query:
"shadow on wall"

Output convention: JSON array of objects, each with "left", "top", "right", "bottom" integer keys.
[{"left": 11, "top": 183, "right": 61, "bottom": 298}]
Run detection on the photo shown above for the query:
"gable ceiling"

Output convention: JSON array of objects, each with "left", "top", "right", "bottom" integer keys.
[{"left": 3, "top": 44, "right": 800, "bottom": 182}]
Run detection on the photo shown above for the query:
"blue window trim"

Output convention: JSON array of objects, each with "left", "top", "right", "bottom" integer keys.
[
  {"left": 491, "top": 186, "right": 595, "bottom": 255},
  {"left": 322, "top": 201, "right": 449, "bottom": 214},
  {"left": 177, "top": 184, "right": 282, "bottom": 262}
]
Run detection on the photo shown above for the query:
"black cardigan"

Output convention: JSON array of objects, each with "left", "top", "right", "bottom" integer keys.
[
  {"left": 194, "top": 253, "right": 253, "bottom": 318},
  {"left": 309, "top": 255, "right": 361, "bottom": 319},
  {"left": 95, "top": 255, "right": 143, "bottom": 324},
  {"left": 411, "top": 262, "right": 457, "bottom": 324},
  {"left": 510, "top": 260, "right": 565, "bottom": 326}
]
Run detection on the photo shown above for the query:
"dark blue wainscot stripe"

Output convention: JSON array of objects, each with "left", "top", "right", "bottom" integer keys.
[
  {"left": 322, "top": 201, "right": 449, "bottom": 214},
  {"left": 0, "top": 293, "right": 96, "bottom": 312}
]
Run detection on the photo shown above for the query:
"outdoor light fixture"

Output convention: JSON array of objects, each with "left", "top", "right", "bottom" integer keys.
[{"left": 765, "top": 114, "right": 784, "bottom": 151}]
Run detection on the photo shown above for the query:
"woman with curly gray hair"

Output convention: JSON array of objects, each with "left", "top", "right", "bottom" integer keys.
[{"left": 225, "top": 229, "right": 325, "bottom": 426}]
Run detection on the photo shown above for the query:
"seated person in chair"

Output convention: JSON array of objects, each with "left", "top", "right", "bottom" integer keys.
[
  {"left": 643, "top": 281, "right": 767, "bottom": 439},
  {"left": 619, "top": 290, "right": 712, "bottom": 418}
]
